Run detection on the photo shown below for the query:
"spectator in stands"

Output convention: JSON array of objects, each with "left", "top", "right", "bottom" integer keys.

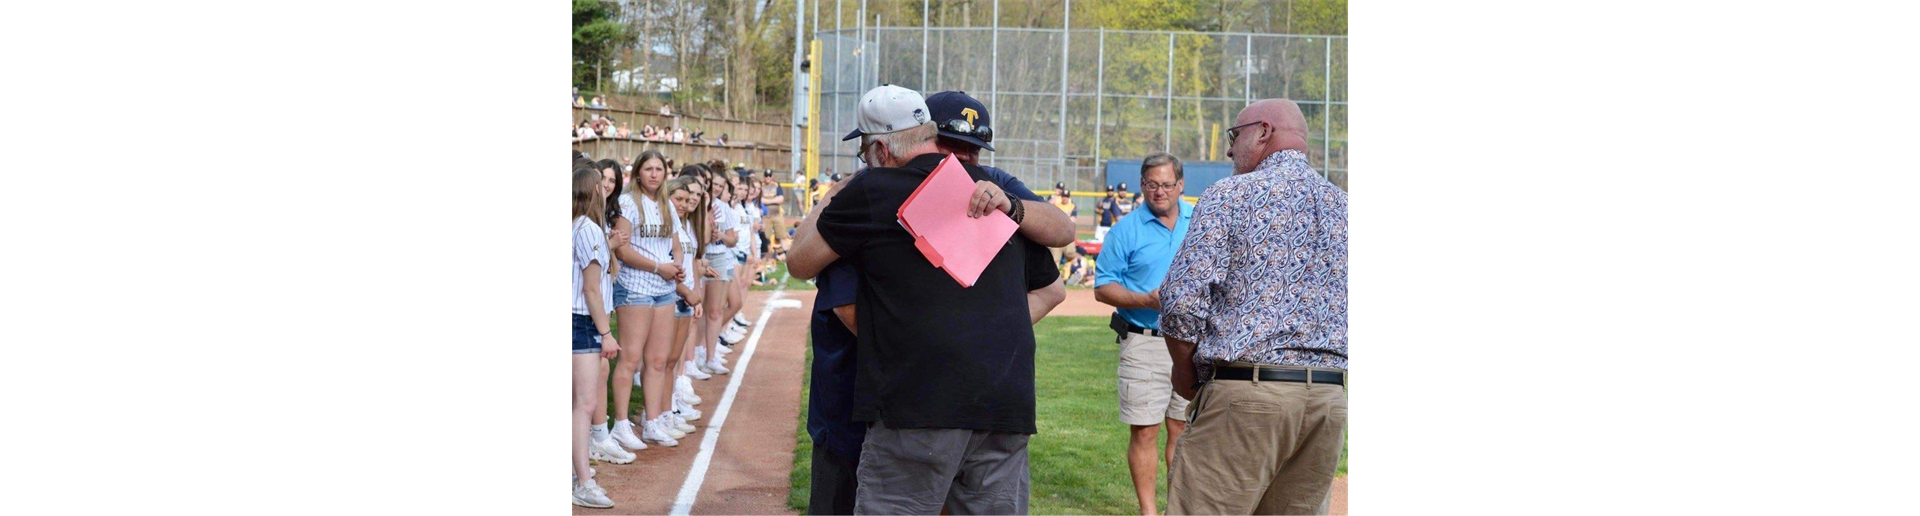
[
  {"left": 660, "top": 104, "right": 673, "bottom": 116},
  {"left": 689, "top": 131, "right": 706, "bottom": 144},
  {"left": 716, "top": 133, "right": 729, "bottom": 146},
  {"left": 672, "top": 127, "right": 686, "bottom": 143},
  {"left": 641, "top": 124, "right": 658, "bottom": 140},
  {"left": 573, "top": 86, "right": 585, "bottom": 108},
  {"left": 590, "top": 96, "right": 608, "bottom": 109},
  {"left": 576, "top": 121, "right": 598, "bottom": 141},
  {"left": 617, "top": 122, "right": 632, "bottom": 139}
]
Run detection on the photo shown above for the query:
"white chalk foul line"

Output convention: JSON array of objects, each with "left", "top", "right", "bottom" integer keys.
[{"left": 670, "top": 285, "right": 797, "bottom": 515}]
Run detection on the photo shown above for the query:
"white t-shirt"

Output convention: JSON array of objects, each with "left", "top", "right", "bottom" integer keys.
[
  {"left": 615, "top": 194, "right": 679, "bottom": 296},
  {"left": 675, "top": 215, "right": 698, "bottom": 291},
  {"left": 731, "top": 202, "right": 755, "bottom": 256},
  {"left": 572, "top": 216, "right": 612, "bottom": 315},
  {"left": 705, "top": 199, "right": 738, "bottom": 256}
]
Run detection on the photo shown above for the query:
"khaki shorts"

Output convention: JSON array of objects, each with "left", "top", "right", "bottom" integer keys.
[{"left": 1116, "top": 332, "right": 1190, "bottom": 426}]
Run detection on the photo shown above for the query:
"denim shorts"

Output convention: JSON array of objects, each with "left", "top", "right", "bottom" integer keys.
[
  {"left": 572, "top": 313, "right": 601, "bottom": 354},
  {"left": 707, "top": 251, "right": 737, "bottom": 281},
  {"left": 674, "top": 299, "right": 695, "bottom": 318},
  {"left": 613, "top": 281, "right": 677, "bottom": 308}
]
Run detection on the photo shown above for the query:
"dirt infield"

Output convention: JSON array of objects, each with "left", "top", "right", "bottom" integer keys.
[
  {"left": 1332, "top": 476, "right": 1348, "bottom": 515},
  {"left": 578, "top": 289, "right": 813, "bottom": 515},
  {"left": 1054, "top": 287, "right": 1113, "bottom": 316},
  {"left": 577, "top": 287, "right": 1346, "bottom": 514}
]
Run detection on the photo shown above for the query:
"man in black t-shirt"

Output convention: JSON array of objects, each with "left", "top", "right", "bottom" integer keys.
[{"left": 788, "top": 85, "right": 1063, "bottom": 515}]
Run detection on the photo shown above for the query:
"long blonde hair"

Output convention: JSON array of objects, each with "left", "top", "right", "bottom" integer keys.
[
  {"left": 625, "top": 150, "right": 675, "bottom": 243},
  {"left": 668, "top": 171, "right": 709, "bottom": 251}
]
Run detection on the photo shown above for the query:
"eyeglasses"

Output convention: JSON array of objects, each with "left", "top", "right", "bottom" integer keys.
[
  {"left": 856, "top": 138, "right": 880, "bottom": 167},
  {"left": 1225, "top": 121, "right": 1266, "bottom": 144},
  {"left": 1141, "top": 181, "right": 1180, "bottom": 192},
  {"left": 937, "top": 119, "right": 993, "bottom": 143}
]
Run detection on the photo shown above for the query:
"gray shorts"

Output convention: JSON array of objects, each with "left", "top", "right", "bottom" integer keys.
[{"left": 854, "top": 419, "right": 1029, "bottom": 515}]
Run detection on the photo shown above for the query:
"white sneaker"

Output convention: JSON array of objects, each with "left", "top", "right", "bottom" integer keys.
[
  {"left": 704, "top": 359, "right": 731, "bottom": 375},
  {"left": 655, "top": 414, "right": 688, "bottom": 439},
  {"left": 684, "top": 360, "right": 712, "bottom": 380},
  {"left": 696, "top": 348, "right": 726, "bottom": 366},
  {"left": 720, "top": 326, "right": 745, "bottom": 345},
  {"left": 732, "top": 314, "right": 750, "bottom": 327},
  {"left": 717, "top": 343, "right": 734, "bottom": 355},
  {"left": 611, "top": 420, "right": 648, "bottom": 450},
  {"left": 589, "top": 435, "right": 635, "bottom": 464},
  {"left": 641, "top": 417, "right": 680, "bottom": 447},
  {"left": 676, "top": 375, "right": 703, "bottom": 405},
  {"left": 670, "top": 411, "right": 696, "bottom": 433},
  {"left": 674, "top": 398, "right": 703, "bottom": 421},
  {"left": 573, "top": 479, "right": 615, "bottom": 508}
]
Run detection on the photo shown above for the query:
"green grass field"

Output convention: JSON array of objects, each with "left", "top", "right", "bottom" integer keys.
[
  {"left": 786, "top": 315, "right": 1346, "bottom": 514},
  {"left": 750, "top": 260, "right": 816, "bottom": 291}
]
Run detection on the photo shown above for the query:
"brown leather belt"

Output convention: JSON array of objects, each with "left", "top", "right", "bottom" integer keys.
[{"left": 1211, "top": 364, "right": 1345, "bottom": 385}]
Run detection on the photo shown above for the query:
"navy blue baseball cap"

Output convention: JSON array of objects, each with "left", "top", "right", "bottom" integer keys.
[{"left": 925, "top": 91, "right": 995, "bottom": 152}]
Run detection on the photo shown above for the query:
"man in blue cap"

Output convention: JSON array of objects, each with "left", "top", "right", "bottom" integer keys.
[{"left": 927, "top": 89, "right": 1079, "bottom": 275}]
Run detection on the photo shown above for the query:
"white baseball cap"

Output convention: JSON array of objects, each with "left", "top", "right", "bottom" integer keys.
[{"left": 841, "top": 84, "right": 930, "bottom": 141}]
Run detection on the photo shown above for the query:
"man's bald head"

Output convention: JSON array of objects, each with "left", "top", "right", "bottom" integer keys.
[{"left": 1227, "top": 99, "right": 1310, "bottom": 174}]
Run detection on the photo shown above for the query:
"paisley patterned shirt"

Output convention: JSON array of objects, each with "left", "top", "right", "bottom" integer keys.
[{"left": 1158, "top": 149, "right": 1348, "bottom": 379}]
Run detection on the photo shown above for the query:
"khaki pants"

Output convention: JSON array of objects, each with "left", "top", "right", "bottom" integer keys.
[
  {"left": 766, "top": 213, "right": 788, "bottom": 246},
  {"left": 1168, "top": 365, "right": 1347, "bottom": 515}
]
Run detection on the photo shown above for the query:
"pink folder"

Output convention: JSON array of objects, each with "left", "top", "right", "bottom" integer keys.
[{"left": 896, "top": 154, "right": 1020, "bottom": 288}]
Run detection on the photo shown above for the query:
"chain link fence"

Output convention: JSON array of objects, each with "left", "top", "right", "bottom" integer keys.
[{"left": 813, "top": 26, "right": 1347, "bottom": 197}]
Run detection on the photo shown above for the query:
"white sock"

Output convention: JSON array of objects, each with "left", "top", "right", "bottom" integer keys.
[{"left": 591, "top": 423, "right": 609, "bottom": 441}]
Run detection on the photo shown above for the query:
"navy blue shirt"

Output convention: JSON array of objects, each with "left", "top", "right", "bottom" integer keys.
[
  {"left": 807, "top": 261, "right": 863, "bottom": 461},
  {"left": 1098, "top": 196, "right": 1121, "bottom": 227},
  {"left": 806, "top": 160, "right": 1044, "bottom": 457}
]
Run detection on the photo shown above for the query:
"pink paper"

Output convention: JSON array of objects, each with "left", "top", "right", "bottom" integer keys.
[{"left": 896, "top": 154, "right": 1020, "bottom": 287}]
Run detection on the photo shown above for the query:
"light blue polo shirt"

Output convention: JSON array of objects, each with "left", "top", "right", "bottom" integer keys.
[{"left": 1093, "top": 200, "right": 1193, "bottom": 330}]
